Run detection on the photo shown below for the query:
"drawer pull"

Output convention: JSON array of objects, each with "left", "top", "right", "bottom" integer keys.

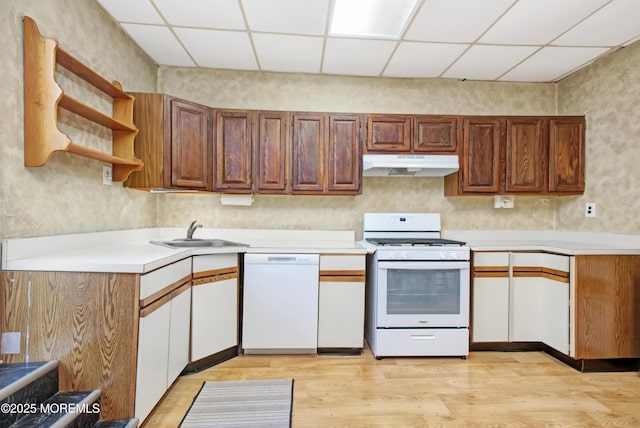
[{"left": 411, "top": 335, "right": 436, "bottom": 340}]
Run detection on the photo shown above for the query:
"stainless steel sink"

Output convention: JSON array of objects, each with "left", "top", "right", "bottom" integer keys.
[{"left": 151, "top": 238, "right": 248, "bottom": 248}]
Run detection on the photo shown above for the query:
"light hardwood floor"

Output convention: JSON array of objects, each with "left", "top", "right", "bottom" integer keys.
[{"left": 146, "top": 350, "right": 640, "bottom": 427}]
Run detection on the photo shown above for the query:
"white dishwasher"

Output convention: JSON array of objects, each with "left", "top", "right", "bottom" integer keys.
[{"left": 242, "top": 253, "right": 320, "bottom": 354}]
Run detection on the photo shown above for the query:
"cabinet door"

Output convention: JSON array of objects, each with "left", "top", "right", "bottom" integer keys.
[
  {"left": 548, "top": 117, "right": 585, "bottom": 193},
  {"left": 191, "top": 277, "right": 238, "bottom": 361},
  {"left": 509, "top": 277, "right": 542, "bottom": 342},
  {"left": 291, "top": 113, "right": 326, "bottom": 193},
  {"left": 170, "top": 98, "right": 212, "bottom": 190},
  {"left": 135, "top": 300, "right": 171, "bottom": 423},
  {"left": 461, "top": 118, "right": 502, "bottom": 193},
  {"left": 167, "top": 285, "right": 191, "bottom": 386},
  {"left": 365, "top": 115, "right": 411, "bottom": 152},
  {"left": 472, "top": 277, "right": 510, "bottom": 342},
  {"left": 254, "top": 111, "right": 289, "bottom": 193},
  {"left": 414, "top": 116, "right": 458, "bottom": 152},
  {"left": 318, "top": 280, "right": 365, "bottom": 348},
  {"left": 505, "top": 118, "right": 546, "bottom": 193},
  {"left": 541, "top": 278, "right": 569, "bottom": 354},
  {"left": 328, "top": 114, "right": 361, "bottom": 194},
  {"left": 215, "top": 110, "right": 253, "bottom": 192}
]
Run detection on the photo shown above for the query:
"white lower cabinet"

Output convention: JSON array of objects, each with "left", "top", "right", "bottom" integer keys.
[
  {"left": 472, "top": 276, "right": 509, "bottom": 341},
  {"left": 135, "top": 258, "right": 192, "bottom": 423},
  {"left": 136, "top": 299, "right": 171, "bottom": 424},
  {"left": 472, "top": 251, "right": 570, "bottom": 353},
  {"left": 167, "top": 286, "right": 191, "bottom": 384},
  {"left": 318, "top": 255, "right": 366, "bottom": 349},
  {"left": 540, "top": 276, "right": 570, "bottom": 354},
  {"left": 191, "top": 254, "right": 239, "bottom": 361},
  {"left": 509, "top": 276, "right": 541, "bottom": 341}
]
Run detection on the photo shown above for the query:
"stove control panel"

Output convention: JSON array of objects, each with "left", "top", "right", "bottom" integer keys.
[{"left": 377, "top": 248, "right": 470, "bottom": 262}]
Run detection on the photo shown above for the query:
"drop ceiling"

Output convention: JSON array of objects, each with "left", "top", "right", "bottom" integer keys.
[{"left": 96, "top": 0, "right": 640, "bottom": 83}]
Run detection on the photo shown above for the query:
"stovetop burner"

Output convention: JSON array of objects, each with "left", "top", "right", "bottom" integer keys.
[{"left": 366, "top": 238, "right": 466, "bottom": 247}]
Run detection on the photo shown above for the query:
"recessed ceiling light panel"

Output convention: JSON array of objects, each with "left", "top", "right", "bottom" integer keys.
[{"left": 330, "top": 0, "right": 419, "bottom": 38}]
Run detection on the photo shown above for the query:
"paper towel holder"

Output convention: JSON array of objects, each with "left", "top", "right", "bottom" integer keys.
[{"left": 220, "top": 194, "right": 254, "bottom": 206}]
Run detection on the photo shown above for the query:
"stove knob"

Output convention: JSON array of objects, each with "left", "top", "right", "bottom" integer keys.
[
  {"left": 449, "top": 252, "right": 459, "bottom": 260},
  {"left": 439, "top": 252, "right": 447, "bottom": 260}
]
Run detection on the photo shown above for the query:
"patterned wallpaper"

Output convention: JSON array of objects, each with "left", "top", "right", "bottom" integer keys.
[
  {"left": 157, "top": 68, "right": 559, "bottom": 237},
  {"left": 3, "top": 0, "right": 638, "bottom": 239},
  {"left": 1, "top": 0, "right": 157, "bottom": 238},
  {"left": 556, "top": 41, "right": 640, "bottom": 234}
]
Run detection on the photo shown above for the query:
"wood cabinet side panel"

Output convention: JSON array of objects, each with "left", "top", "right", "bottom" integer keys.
[
  {"left": 0, "top": 271, "right": 140, "bottom": 419},
  {"left": 124, "top": 93, "right": 166, "bottom": 189},
  {"left": 574, "top": 255, "right": 640, "bottom": 359}
]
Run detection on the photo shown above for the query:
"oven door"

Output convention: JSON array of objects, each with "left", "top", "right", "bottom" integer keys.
[{"left": 376, "top": 261, "right": 470, "bottom": 328}]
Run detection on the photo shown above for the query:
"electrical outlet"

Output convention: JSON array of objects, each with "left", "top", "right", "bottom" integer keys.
[
  {"left": 494, "top": 195, "right": 515, "bottom": 209},
  {"left": 585, "top": 202, "right": 596, "bottom": 217},
  {"left": 103, "top": 164, "right": 112, "bottom": 185}
]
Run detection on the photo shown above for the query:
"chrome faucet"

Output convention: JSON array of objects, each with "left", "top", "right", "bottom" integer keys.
[{"left": 186, "top": 220, "right": 202, "bottom": 240}]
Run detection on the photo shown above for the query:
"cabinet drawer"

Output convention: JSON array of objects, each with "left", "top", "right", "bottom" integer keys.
[
  {"left": 140, "top": 258, "right": 191, "bottom": 301},
  {"left": 375, "top": 329, "right": 469, "bottom": 357},
  {"left": 473, "top": 252, "right": 509, "bottom": 270},
  {"left": 320, "top": 254, "right": 365, "bottom": 274},
  {"left": 192, "top": 253, "right": 238, "bottom": 274}
]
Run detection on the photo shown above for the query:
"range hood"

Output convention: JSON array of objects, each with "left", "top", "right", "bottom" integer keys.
[{"left": 362, "top": 154, "right": 459, "bottom": 177}]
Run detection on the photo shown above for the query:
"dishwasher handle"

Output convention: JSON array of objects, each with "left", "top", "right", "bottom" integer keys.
[{"left": 244, "top": 253, "right": 320, "bottom": 265}]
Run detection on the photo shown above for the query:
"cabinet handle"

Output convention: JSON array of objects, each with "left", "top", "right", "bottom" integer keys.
[{"left": 411, "top": 335, "right": 436, "bottom": 340}]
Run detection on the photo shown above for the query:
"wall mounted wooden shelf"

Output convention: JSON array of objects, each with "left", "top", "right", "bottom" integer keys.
[{"left": 23, "top": 16, "right": 143, "bottom": 182}]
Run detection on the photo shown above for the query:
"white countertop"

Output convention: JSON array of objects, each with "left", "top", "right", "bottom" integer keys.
[
  {"left": 443, "top": 230, "right": 640, "bottom": 255},
  {"left": 1, "top": 228, "right": 367, "bottom": 274}
]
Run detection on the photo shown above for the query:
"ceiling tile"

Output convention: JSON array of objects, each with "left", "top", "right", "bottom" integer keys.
[
  {"left": 554, "top": 0, "right": 640, "bottom": 46},
  {"left": 242, "top": 0, "right": 329, "bottom": 36},
  {"left": 97, "top": 0, "right": 164, "bottom": 24},
  {"left": 322, "top": 38, "right": 397, "bottom": 76},
  {"left": 499, "top": 46, "right": 609, "bottom": 82},
  {"left": 152, "top": 0, "right": 245, "bottom": 29},
  {"left": 443, "top": 45, "right": 539, "bottom": 81},
  {"left": 253, "top": 34, "right": 323, "bottom": 73},
  {"left": 174, "top": 28, "right": 258, "bottom": 70},
  {"left": 405, "top": 0, "right": 513, "bottom": 43},
  {"left": 121, "top": 24, "right": 195, "bottom": 66},
  {"left": 480, "top": 0, "right": 609, "bottom": 45},
  {"left": 384, "top": 42, "right": 468, "bottom": 78}
]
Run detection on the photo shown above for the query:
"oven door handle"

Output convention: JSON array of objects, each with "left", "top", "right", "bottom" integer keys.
[{"left": 377, "top": 261, "right": 469, "bottom": 270}]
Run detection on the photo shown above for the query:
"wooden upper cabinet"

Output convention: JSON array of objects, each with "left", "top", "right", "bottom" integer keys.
[
  {"left": 171, "top": 99, "right": 212, "bottom": 189},
  {"left": 461, "top": 117, "right": 502, "bottom": 193},
  {"left": 254, "top": 111, "right": 289, "bottom": 194},
  {"left": 124, "top": 93, "right": 212, "bottom": 191},
  {"left": 549, "top": 117, "right": 585, "bottom": 193},
  {"left": 505, "top": 117, "right": 547, "bottom": 193},
  {"left": 414, "top": 116, "right": 458, "bottom": 152},
  {"left": 215, "top": 110, "right": 253, "bottom": 192},
  {"left": 291, "top": 113, "right": 326, "bottom": 193},
  {"left": 328, "top": 114, "right": 361, "bottom": 193},
  {"left": 365, "top": 115, "right": 411, "bottom": 152}
]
